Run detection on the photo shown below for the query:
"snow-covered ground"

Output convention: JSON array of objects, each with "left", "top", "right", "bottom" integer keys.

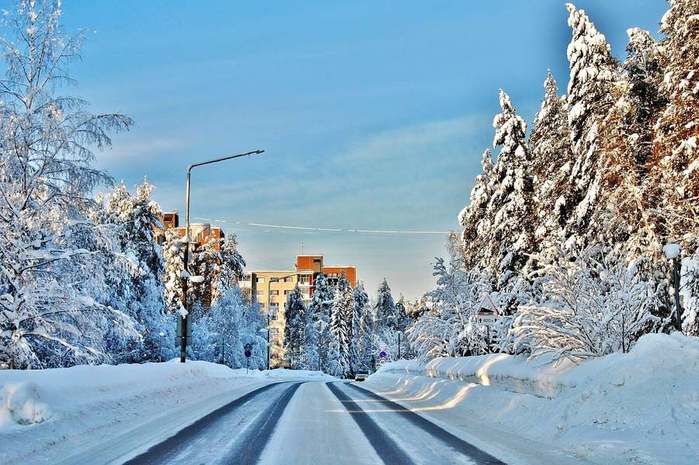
[
  {"left": 0, "top": 360, "right": 333, "bottom": 464},
  {"left": 365, "top": 332, "right": 699, "bottom": 465}
]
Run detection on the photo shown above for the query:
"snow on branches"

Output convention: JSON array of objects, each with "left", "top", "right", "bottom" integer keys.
[{"left": 513, "top": 247, "right": 657, "bottom": 363}]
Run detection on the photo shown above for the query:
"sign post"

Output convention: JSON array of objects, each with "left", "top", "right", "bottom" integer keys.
[{"left": 244, "top": 343, "right": 253, "bottom": 374}]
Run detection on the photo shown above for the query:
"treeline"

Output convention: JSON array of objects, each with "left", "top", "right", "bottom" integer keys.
[
  {"left": 283, "top": 276, "right": 410, "bottom": 377},
  {"left": 409, "top": 1, "right": 699, "bottom": 362},
  {"left": 0, "top": 1, "right": 267, "bottom": 369}
]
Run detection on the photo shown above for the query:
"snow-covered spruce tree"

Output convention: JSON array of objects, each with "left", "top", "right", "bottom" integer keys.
[
  {"left": 529, "top": 71, "right": 574, "bottom": 248},
  {"left": 0, "top": 0, "right": 135, "bottom": 368},
  {"left": 373, "top": 278, "right": 406, "bottom": 362},
  {"left": 162, "top": 230, "right": 187, "bottom": 315},
  {"left": 350, "top": 282, "right": 373, "bottom": 372},
  {"left": 330, "top": 275, "right": 352, "bottom": 376},
  {"left": 93, "top": 181, "right": 174, "bottom": 362},
  {"left": 482, "top": 90, "right": 536, "bottom": 287},
  {"left": 595, "top": 28, "right": 667, "bottom": 257},
  {"left": 513, "top": 246, "right": 658, "bottom": 363},
  {"left": 648, "top": 0, "right": 699, "bottom": 251},
  {"left": 373, "top": 279, "right": 397, "bottom": 331},
  {"left": 283, "top": 286, "right": 306, "bottom": 369},
  {"left": 213, "top": 235, "right": 246, "bottom": 301},
  {"left": 563, "top": 3, "right": 619, "bottom": 247},
  {"left": 301, "top": 303, "right": 320, "bottom": 371},
  {"left": 308, "top": 273, "right": 335, "bottom": 373},
  {"left": 458, "top": 149, "right": 496, "bottom": 270}
]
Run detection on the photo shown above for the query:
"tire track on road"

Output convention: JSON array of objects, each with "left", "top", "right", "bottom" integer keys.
[
  {"left": 221, "top": 382, "right": 303, "bottom": 465},
  {"left": 347, "top": 383, "right": 507, "bottom": 465},
  {"left": 326, "top": 382, "right": 415, "bottom": 465},
  {"left": 124, "top": 382, "right": 288, "bottom": 465}
]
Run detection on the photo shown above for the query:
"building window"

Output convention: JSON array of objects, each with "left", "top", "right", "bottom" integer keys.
[
  {"left": 270, "top": 290, "right": 280, "bottom": 296},
  {"left": 257, "top": 277, "right": 265, "bottom": 283},
  {"left": 298, "top": 275, "right": 310, "bottom": 284}
]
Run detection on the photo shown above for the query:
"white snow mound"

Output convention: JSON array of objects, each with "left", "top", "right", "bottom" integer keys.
[
  {"left": 369, "top": 333, "right": 699, "bottom": 465},
  {"left": 0, "top": 382, "right": 51, "bottom": 427}
]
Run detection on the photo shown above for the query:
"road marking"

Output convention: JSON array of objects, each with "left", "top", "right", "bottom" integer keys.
[
  {"left": 347, "top": 383, "right": 507, "bottom": 465},
  {"left": 326, "top": 382, "right": 416, "bottom": 465}
]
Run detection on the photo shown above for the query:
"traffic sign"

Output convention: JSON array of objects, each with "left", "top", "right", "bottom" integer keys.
[{"left": 379, "top": 350, "right": 387, "bottom": 359}]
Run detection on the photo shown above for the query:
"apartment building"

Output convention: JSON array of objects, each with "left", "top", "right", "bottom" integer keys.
[{"left": 239, "top": 255, "right": 357, "bottom": 367}]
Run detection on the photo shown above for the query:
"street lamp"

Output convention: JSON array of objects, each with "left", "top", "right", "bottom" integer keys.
[
  {"left": 266, "top": 273, "right": 296, "bottom": 370},
  {"left": 179, "top": 149, "right": 264, "bottom": 363}
]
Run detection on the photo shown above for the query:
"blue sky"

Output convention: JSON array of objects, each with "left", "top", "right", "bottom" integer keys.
[{"left": 56, "top": 0, "right": 666, "bottom": 299}]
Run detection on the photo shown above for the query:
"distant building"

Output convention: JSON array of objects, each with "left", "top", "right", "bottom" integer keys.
[
  {"left": 155, "top": 211, "right": 227, "bottom": 307},
  {"left": 155, "top": 212, "right": 225, "bottom": 252},
  {"left": 240, "top": 255, "right": 357, "bottom": 367}
]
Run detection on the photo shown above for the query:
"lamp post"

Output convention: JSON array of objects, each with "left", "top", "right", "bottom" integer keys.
[
  {"left": 179, "top": 149, "right": 264, "bottom": 363},
  {"left": 266, "top": 273, "right": 297, "bottom": 370}
]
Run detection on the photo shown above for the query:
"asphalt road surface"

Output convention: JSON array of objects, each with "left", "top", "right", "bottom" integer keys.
[{"left": 124, "top": 381, "right": 507, "bottom": 465}]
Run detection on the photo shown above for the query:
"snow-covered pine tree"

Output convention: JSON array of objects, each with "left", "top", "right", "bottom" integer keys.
[
  {"left": 564, "top": 3, "right": 619, "bottom": 247},
  {"left": 459, "top": 149, "right": 496, "bottom": 270},
  {"left": 350, "top": 282, "right": 372, "bottom": 372},
  {"left": 212, "top": 235, "right": 246, "bottom": 302},
  {"left": 373, "top": 279, "right": 397, "bottom": 331},
  {"left": 482, "top": 90, "right": 536, "bottom": 286},
  {"left": 301, "top": 305, "right": 320, "bottom": 371},
  {"left": 0, "top": 0, "right": 135, "bottom": 368},
  {"left": 330, "top": 275, "right": 352, "bottom": 376},
  {"left": 283, "top": 286, "right": 306, "bottom": 369},
  {"left": 94, "top": 180, "right": 174, "bottom": 362},
  {"left": 163, "top": 230, "right": 187, "bottom": 315},
  {"left": 529, "top": 71, "right": 574, "bottom": 248},
  {"left": 308, "top": 273, "right": 335, "bottom": 373},
  {"left": 649, "top": 0, "right": 699, "bottom": 251},
  {"left": 593, "top": 28, "right": 667, "bottom": 258}
]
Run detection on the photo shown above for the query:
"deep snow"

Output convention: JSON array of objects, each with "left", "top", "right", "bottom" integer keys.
[
  {"left": 0, "top": 360, "right": 333, "bottom": 464},
  {"left": 366, "top": 332, "right": 699, "bottom": 465}
]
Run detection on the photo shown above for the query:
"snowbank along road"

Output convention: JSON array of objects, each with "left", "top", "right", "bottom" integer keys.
[{"left": 121, "top": 380, "right": 510, "bottom": 465}]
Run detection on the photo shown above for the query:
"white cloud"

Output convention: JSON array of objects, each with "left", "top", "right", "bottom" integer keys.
[
  {"left": 95, "top": 136, "right": 186, "bottom": 164},
  {"left": 336, "top": 115, "right": 483, "bottom": 165}
]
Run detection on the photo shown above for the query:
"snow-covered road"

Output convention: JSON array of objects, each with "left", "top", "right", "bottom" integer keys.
[{"left": 121, "top": 381, "right": 542, "bottom": 465}]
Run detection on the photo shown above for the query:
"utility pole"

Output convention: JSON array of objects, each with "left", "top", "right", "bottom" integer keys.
[{"left": 179, "top": 149, "right": 264, "bottom": 363}]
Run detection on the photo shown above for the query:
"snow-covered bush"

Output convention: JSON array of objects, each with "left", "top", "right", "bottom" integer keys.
[{"left": 513, "top": 247, "right": 658, "bottom": 362}]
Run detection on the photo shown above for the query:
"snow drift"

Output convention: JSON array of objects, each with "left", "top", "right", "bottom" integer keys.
[
  {"left": 0, "top": 360, "right": 332, "bottom": 464},
  {"left": 368, "top": 333, "right": 699, "bottom": 465}
]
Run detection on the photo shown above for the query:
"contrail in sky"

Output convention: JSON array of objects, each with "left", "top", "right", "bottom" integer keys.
[{"left": 191, "top": 218, "right": 450, "bottom": 235}]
